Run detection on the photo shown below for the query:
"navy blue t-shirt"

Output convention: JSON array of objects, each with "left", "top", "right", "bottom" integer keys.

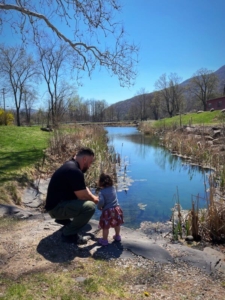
[{"left": 45, "top": 159, "right": 86, "bottom": 211}]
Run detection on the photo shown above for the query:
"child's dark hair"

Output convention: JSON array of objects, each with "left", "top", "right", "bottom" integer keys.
[{"left": 98, "top": 173, "right": 113, "bottom": 188}]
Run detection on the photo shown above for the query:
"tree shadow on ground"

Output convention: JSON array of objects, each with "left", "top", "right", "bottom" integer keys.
[{"left": 0, "top": 150, "right": 44, "bottom": 183}]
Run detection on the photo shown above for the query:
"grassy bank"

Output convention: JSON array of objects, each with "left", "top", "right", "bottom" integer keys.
[
  {"left": 0, "top": 126, "right": 51, "bottom": 204},
  {"left": 0, "top": 126, "right": 50, "bottom": 182},
  {"left": 156, "top": 110, "right": 224, "bottom": 127},
  {"left": 140, "top": 110, "right": 225, "bottom": 133},
  {"left": 0, "top": 124, "right": 113, "bottom": 205}
]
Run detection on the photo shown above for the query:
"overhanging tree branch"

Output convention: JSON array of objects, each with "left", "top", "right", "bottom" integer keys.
[{"left": 0, "top": 1, "right": 138, "bottom": 86}]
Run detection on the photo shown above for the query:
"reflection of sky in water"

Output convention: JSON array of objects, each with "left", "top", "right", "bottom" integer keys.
[{"left": 93, "top": 127, "right": 212, "bottom": 229}]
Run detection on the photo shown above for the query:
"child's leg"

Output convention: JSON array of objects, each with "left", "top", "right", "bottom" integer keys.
[
  {"left": 113, "top": 226, "right": 121, "bottom": 241},
  {"left": 103, "top": 228, "right": 109, "bottom": 240},
  {"left": 114, "top": 226, "right": 120, "bottom": 236}
]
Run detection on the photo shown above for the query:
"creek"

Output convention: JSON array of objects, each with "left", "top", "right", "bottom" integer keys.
[{"left": 93, "top": 126, "right": 211, "bottom": 229}]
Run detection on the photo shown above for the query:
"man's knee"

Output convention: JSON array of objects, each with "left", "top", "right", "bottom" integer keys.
[{"left": 84, "top": 201, "right": 96, "bottom": 215}]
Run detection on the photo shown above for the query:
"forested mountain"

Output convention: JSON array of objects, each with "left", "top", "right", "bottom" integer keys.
[{"left": 105, "top": 65, "right": 225, "bottom": 121}]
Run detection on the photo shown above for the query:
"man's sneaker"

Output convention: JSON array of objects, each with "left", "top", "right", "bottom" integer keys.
[
  {"left": 55, "top": 219, "right": 71, "bottom": 226},
  {"left": 98, "top": 238, "right": 109, "bottom": 246},
  {"left": 62, "top": 233, "right": 87, "bottom": 245},
  {"left": 113, "top": 235, "right": 121, "bottom": 242}
]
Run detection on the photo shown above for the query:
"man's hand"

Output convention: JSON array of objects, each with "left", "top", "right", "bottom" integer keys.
[
  {"left": 92, "top": 196, "right": 99, "bottom": 204},
  {"left": 74, "top": 188, "right": 99, "bottom": 204}
]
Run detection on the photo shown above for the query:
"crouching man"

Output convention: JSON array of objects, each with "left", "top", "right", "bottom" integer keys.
[{"left": 45, "top": 147, "right": 99, "bottom": 244}]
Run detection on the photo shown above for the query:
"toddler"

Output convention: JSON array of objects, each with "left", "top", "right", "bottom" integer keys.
[{"left": 97, "top": 173, "right": 124, "bottom": 246}]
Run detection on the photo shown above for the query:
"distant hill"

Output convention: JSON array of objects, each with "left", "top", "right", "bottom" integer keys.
[
  {"left": 180, "top": 65, "right": 225, "bottom": 90},
  {"left": 107, "top": 65, "right": 225, "bottom": 120},
  {"left": 215, "top": 65, "right": 225, "bottom": 92}
]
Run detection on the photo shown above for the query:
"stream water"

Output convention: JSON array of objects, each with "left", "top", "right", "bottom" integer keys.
[{"left": 93, "top": 126, "right": 211, "bottom": 229}]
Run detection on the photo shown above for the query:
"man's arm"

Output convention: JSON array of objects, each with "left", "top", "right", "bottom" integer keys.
[{"left": 74, "top": 188, "right": 99, "bottom": 204}]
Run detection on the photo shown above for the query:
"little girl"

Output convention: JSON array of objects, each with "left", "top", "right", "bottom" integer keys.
[{"left": 97, "top": 173, "right": 124, "bottom": 246}]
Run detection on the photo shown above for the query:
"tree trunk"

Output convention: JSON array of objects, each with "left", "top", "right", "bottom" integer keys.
[{"left": 16, "top": 107, "right": 21, "bottom": 126}]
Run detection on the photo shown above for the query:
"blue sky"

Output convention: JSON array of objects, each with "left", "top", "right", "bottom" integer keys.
[
  {"left": 78, "top": 0, "right": 225, "bottom": 104},
  {"left": 1, "top": 0, "right": 225, "bottom": 106}
]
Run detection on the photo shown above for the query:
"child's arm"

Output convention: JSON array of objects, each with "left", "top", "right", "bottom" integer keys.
[{"left": 97, "top": 192, "right": 105, "bottom": 210}]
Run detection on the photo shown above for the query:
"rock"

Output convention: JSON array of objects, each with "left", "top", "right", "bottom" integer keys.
[
  {"left": 203, "top": 247, "right": 225, "bottom": 274},
  {"left": 185, "top": 127, "right": 196, "bottom": 133},
  {"left": 213, "top": 137, "right": 225, "bottom": 145},
  {"left": 194, "top": 135, "right": 202, "bottom": 140},
  {"left": 205, "top": 136, "right": 214, "bottom": 141},
  {"left": 40, "top": 127, "right": 53, "bottom": 132},
  {"left": 185, "top": 235, "right": 194, "bottom": 242},
  {"left": 212, "top": 126, "right": 222, "bottom": 130},
  {"left": 75, "top": 277, "right": 86, "bottom": 282},
  {"left": 0, "top": 204, "right": 34, "bottom": 219},
  {"left": 212, "top": 130, "right": 221, "bottom": 138},
  {"left": 22, "top": 178, "right": 50, "bottom": 209},
  {"left": 34, "top": 178, "right": 50, "bottom": 195},
  {"left": 22, "top": 188, "right": 43, "bottom": 208},
  {"left": 205, "top": 141, "right": 213, "bottom": 146}
]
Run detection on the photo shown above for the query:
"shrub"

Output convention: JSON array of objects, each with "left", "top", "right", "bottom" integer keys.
[{"left": 0, "top": 108, "right": 14, "bottom": 125}]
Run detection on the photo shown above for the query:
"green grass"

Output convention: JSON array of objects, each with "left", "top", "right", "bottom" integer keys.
[
  {"left": 0, "top": 126, "right": 51, "bottom": 184},
  {"left": 0, "top": 259, "right": 137, "bottom": 299},
  {"left": 154, "top": 110, "right": 225, "bottom": 127}
]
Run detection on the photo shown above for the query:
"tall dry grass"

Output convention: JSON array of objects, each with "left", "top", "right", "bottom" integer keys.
[
  {"left": 166, "top": 130, "right": 225, "bottom": 242},
  {"left": 40, "top": 124, "right": 115, "bottom": 188},
  {"left": 199, "top": 180, "right": 225, "bottom": 242}
]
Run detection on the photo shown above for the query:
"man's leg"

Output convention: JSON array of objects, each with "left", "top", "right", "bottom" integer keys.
[
  {"left": 55, "top": 219, "right": 71, "bottom": 226},
  {"left": 48, "top": 199, "right": 95, "bottom": 236}
]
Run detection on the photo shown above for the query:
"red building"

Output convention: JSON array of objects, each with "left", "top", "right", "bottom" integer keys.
[{"left": 207, "top": 96, "right": 225, "bottom": 111}]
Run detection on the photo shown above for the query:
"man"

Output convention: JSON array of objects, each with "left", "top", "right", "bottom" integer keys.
[{"left": 45, "top": 147, "right": 99, "bottom": 244}]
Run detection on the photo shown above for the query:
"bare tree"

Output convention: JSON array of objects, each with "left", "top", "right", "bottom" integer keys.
[
  {"left": 22, "top": 87, "right": 38, "bottom": 125},
  {"left": 0, "top": 1, "right": 138, "bottom": 87},
  {"left": 37, "top": 40, "right": 76, "bottom": 126},
  {"left": 95, "top": 100, "right": 108, "bottom": 122},
  {"left": 128, "top": 103, "right": 139, "bottom": 120},
  {"left": 78, "top": 100, "right": 90, "bottom": 122},
  {"left": 33, "top": 107, "right": 47, "bottom": 126},
  {"left": 155, "top": 73, "right": 183, "bottom": 118},
  {"left": 135, "top": 88, "right": 149, "bottom": 120},
  {"left": 104, "top": 105, "right": 116, "bottom": 121},
  {"left": 188, "top": 68, "right": 219, "bottom": 111},
  {"left": 0, "top": 45, "right": 40, "bottom": 126},
  {"left": 88, "top": 99, "right": 107, "bottom": 122},
  {"left": 150, "top": 92, "right": 161, "bottom": 120},
  {"left": 67, "top": 95, "right": 82, "bottom": 122},
  {"left": 66, "top": 96, "right": 91, "bottom": 122}
]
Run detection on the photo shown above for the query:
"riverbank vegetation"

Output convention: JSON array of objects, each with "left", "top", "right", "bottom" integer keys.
[
  {"left": 0, "top": 125, "right": 51, "bottom": 205},
  {"left": 139, "top": 111, "right": 225, "bottom": 243},
  {"left": 139, "top": 110, "right": 224, "bottom": 132},
  {"left": 0, "top": 124, "right": 114, "bottom": 206}
]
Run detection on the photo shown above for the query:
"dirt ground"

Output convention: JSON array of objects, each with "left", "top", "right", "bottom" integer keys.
[{"left": 1, "top": 217, "right": 225, "bottom": 299}]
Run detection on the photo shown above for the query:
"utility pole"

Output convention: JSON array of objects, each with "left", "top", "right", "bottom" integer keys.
[
  {"left": 2, "top": 88, "right": 6, "bottom": 125},
  {"left": 2, "top": 88, "right": 6, "bottom": 110}
]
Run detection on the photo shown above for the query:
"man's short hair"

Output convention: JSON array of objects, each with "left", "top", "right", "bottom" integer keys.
[{"left": 76, "top": 147, "right": 95, "bottom": 157}]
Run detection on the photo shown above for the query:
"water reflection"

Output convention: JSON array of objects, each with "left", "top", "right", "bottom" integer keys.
[{"left": 93, "top": 127, "right": 211, "bottom": 229}]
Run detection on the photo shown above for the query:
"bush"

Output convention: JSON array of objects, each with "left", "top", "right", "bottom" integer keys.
[{"left": 0, "top": 108, "right": 14, "bottom": 125}]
